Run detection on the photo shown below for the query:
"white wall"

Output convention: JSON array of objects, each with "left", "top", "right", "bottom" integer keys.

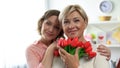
[
  {"left": 0, "top": 0, "right": 46, "bottom": 67},
  {"left": 47, "top": 0, "right": 120, "bottom": 22}
]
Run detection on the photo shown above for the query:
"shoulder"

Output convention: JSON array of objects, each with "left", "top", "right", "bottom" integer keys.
[
  {"left": 26, "top": 40, "right": 47, "bottom": 59},
  {"left": 26, "top": 40, "right": 47, "bottom": 54},
  {"left": 26, "top": 41, "right": 39, "bottom": 51}
]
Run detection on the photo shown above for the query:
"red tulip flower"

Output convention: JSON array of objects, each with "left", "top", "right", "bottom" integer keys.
[{"left": 54, "top": 37, "right": 96, "bottom": 59}]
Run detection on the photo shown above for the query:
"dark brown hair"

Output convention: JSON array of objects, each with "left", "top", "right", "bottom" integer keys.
[{"left": 37, "top": 10, "right": 63, "bottom": 38}]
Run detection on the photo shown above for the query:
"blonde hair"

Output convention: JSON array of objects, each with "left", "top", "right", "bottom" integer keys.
[{"left": 59, "top": 4, "right": 88, "bottom": 25}]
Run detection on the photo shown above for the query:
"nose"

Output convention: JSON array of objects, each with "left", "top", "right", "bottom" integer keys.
[
  {"left": 49, "top": 26, "right": 54, "bottom": 32},
  {"left": 68, "top": 21, "right": 74, "bottom": 29}
]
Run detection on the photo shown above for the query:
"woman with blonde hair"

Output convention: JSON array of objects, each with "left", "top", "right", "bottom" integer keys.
[{"left": 58, "top": 4, "right": 110, "bottom": 68}]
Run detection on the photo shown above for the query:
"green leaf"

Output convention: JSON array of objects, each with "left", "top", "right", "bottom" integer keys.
[
  {"left": 70, "top": 48, "right": 76, "bottom": 55},
  {"left": 64, "top": 45, "right": 87, "bottom": 59},
  {"left": 78, "top": 48, "right": 86, "bottom": 59},
  {"left": 70, "top": 45, "right": 76, "bottom": 55},
  {"left": 64, "top": 45, "right": 69, "bottom": 52}
]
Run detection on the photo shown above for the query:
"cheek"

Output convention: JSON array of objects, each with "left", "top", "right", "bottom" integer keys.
[
  {"left": 78, "top": 24, "right": 86, "bottom": 34},
  {"left": 78, "top": 23, "right": 86, "bottom": 29},
  {"left": 41, "top": 24, "right": 46, "bottom": 33},
  {"left": 40, "top": 26, "right": 44, "bottom": 34},
  {"left": 62, "top": 25, "right": 67, "bottom": 33}
]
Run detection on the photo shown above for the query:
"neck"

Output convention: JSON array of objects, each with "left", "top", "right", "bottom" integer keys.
[
  {"left": 78, "top": 36, "right": 87, "bottom": 43},
  {"left": 40, "top": 38, "right": 52, "bottom": 46}
]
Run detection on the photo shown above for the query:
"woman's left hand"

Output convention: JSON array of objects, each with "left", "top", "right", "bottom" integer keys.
[
  {"left": 97, "top": 45, "right": 111, "bottom": 61},
  {"left": 58, "top": 47, "right": 80, "bottom": 68}
]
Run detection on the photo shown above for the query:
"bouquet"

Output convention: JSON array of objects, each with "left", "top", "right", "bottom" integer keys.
[{"left": 54, "top": 37, "right": 96, "bottom": 59}]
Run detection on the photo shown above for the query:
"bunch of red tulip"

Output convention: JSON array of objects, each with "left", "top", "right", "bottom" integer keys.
[{"left": 54, "top": 37, "right": 96, "bottom": 59}]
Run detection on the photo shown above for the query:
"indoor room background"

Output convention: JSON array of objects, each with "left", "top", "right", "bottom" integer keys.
[{"left": 0, "top": 0, "right": 120, "bottom": 68}]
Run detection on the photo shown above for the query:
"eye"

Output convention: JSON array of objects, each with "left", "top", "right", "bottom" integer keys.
[
  {"left": 46, "top": 21, "right": 51, "bottom": 25},
  {"left": 74, "top": 19, "right": 80, "bottom": 23},
  {"left": 64, "top": 20, "right": 69, "bottom": 24}
]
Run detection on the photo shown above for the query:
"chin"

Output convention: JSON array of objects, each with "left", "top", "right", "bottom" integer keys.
[
  {"left": 68, "top": 35, "right": 76, "bottom": 38},
  {"left": 68, "top": 35, "right": 77, "bottom": 38},
  {"left": 45, "top": 37, "right": 53, "bottom": 41}
]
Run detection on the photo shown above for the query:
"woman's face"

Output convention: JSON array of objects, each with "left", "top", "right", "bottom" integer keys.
[
  {"left": 41, "top": 16, "right": 61, "bottom": 41},
  {"left": 62, "top": 11, "right": 86, "bottom": 38}
]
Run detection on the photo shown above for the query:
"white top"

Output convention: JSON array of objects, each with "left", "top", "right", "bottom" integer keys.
[{"left": 52, "top": 44, "right": 110, "bottom": 68}]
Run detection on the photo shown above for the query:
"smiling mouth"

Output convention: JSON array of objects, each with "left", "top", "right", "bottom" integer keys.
[
  {"left": 46, "top": 32, "right": 54, "bottom": 37},
  {"left": 68, "top": 30, "right": 76, "bottom": 35}
]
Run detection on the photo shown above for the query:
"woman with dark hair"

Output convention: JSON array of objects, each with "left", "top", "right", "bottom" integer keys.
[{"left": 26, "top": 10, "right": 64, "bottom": 68}]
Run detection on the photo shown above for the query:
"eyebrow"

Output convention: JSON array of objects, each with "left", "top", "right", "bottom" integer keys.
[
  {"left": 45, "top": 19, "right": 51, "bottom": 23},
  {"left": 73, "top": 17, "right": 80, "bottom": 19},
  {"left": 64, "top": 17, "right": 80, "bottom": 20}
]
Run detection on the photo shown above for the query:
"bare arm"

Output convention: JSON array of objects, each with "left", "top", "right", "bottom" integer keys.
[
  {"left": 41, "top": 41, "right": 57, "bottom": 68},
  {"left": 26, "top": 41, "right": 57, "bottom": 68},
  {"left": 26, "top": 47, "right": 42, "bottom": 68}
]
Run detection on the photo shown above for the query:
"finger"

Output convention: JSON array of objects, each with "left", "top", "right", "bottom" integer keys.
[
  {"left": 100, "top": 52, "right": 110, "bottom": 57},
  {"left": 58, "top": 47, "right": 68, "bottom": 56},
  {"left": 97, "top": 47, "right": 111, "bottom": 55},
  {"left": 56, "top": 44, "right": 60, "bottom": 49},
  {"left": 106, "top": 57, "right": 110, "bottom": 61},
  {"left": 97, "top": 46, "right": 109, "bottom": 52},
  {"left": 60, "top": 56, "right": 65, "bottom": 62},
  {"left": 100, "top": 52, "right": 110, "bottom": 61},
  {"left": 75, "top": 47, "right": 80, "bottom": 55},
  {"left": 60, "top": 55, "right": 66, "bottom": 62},
  {"left": 97, "top": 45, "right": 106, "bottom": 50},
  {"left": 59, "top": 49, "right": 66, "bottom": 61},
  {"left": 58, "top": 48, "right": 68, "bottom": 63},
  {"left": 97, "top": 49, "right": 108, "bottom": 53},
  {"left": 98, "top": 44, "right": 106, "bottom": 47}
]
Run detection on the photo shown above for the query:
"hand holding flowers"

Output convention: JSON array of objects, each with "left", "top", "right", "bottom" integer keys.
[{"left": 54, "top": 37, "right": 96, "bottom": 59}]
